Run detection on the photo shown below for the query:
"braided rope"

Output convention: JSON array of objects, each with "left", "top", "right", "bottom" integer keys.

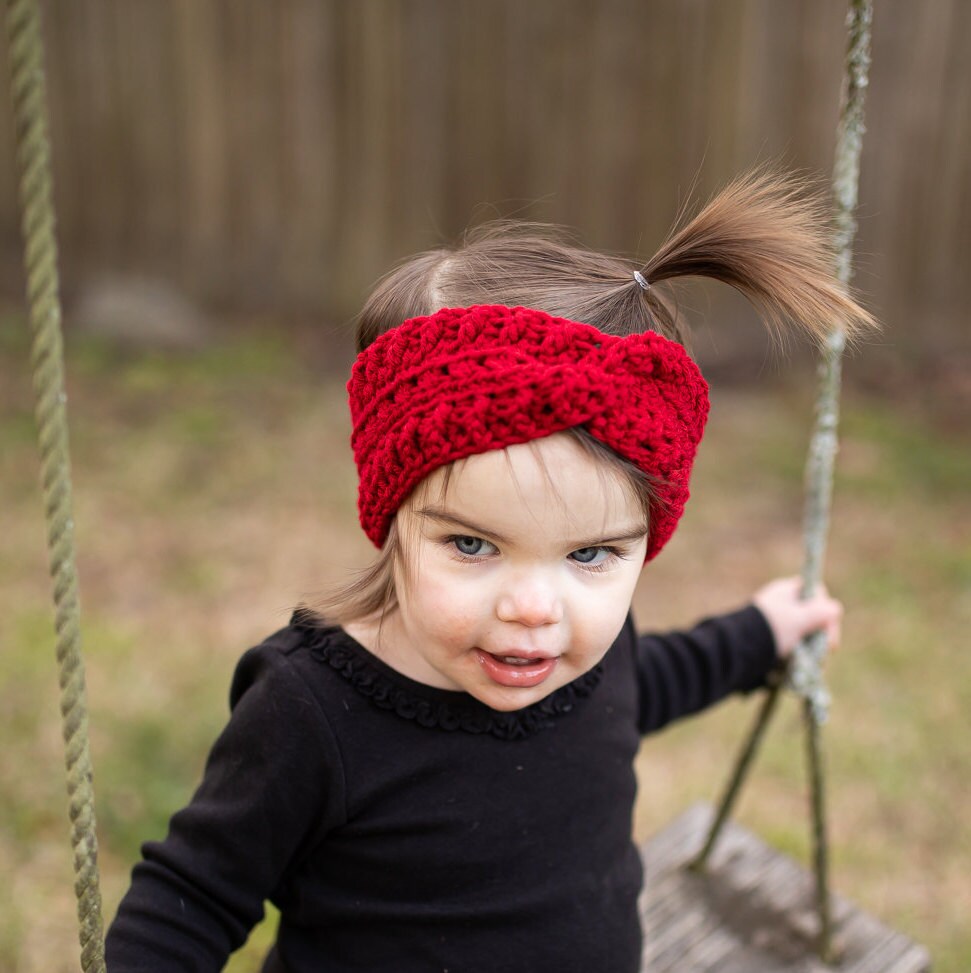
[{"left": 5, "top": 1, "right": 106, "bottom": 970}]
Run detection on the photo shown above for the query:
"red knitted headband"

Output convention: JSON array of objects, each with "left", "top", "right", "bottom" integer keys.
[{"left": 348, "top": 304, "right": 710, "bottom": 561}]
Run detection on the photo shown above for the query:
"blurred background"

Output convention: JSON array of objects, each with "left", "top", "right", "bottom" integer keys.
[
  {"left": 0, "top": 0, "right": 968, "bottom": 383},
  {"left": 1, "top": 1, "right": 968, "bottom": 971}
]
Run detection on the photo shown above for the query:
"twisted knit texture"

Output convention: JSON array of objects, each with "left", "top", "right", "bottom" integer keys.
[{"left": 349, "top": 304, "right": 710, "bottom": 560}]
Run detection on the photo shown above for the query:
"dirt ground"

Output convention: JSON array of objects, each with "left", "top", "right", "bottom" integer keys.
[{"left": 2, "top": 313, "right": 968, "bottom": 972}]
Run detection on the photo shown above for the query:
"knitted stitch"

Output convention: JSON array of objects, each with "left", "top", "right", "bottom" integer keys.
[{"left": 348, "top": 304, "right": 710, "bottom": 561}]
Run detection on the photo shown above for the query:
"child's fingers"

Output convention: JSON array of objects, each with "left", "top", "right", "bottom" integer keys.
[
  {"left": 797, "top": 587, "right": 843, "bottom": 651},
  {"left": 804, "top": 590, "right": 843, "bottom": 651},
  {"left": 753, "top": 576, "right": 844, "bottom": 657}
]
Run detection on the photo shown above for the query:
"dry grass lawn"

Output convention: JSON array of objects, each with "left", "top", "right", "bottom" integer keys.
[{"left": 1, "top": 310, "right": 968, "bottom": 971}]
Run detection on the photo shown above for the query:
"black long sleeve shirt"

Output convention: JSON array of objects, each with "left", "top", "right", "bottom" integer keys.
[{"left": 106, "top": 606, "right": 777, "bottom": 973}]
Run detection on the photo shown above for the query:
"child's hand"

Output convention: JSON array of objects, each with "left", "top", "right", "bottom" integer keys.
[{"left": 752, "top": 576, "right": 843, "bottom": 659}]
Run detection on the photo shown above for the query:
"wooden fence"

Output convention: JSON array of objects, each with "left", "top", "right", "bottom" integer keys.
[{"left": 0, "top": 0, "right": 967, "bottom": 360}]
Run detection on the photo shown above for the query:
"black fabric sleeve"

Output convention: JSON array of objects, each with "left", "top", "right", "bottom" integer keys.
[
  {"left": 635, "top": 605, "right": 779, "bottom": 735},
  {"left": 105, "top": 643, "right": 347, "bottom": 973}
]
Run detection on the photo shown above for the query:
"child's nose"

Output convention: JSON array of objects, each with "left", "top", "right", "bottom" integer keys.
[{"left": 495, "top": 577, "right": 563, "bottom": 627}]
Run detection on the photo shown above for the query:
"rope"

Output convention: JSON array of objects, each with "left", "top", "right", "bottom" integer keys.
[
  {"left": 690, "top": 0, "right": 874, "bottom": 962},
  {"left": 790, "top": 0, "right": 874, "bottom": 717},
  {"left": 4, "top": 1, "right": 107, "bottom": 970},
  {"left": 793, "top": 4, "right": 873, "bottom": 958}
]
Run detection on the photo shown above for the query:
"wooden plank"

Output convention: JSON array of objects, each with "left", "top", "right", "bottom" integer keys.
[{"left": 639, "top": 805, "right": 931, "bottom": 973}]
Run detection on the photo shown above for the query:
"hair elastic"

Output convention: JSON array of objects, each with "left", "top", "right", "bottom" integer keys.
[
  {"left": 633, "top": 270, "right": 650, "bottom": 291},
  {"left": 349, "top": 304, "right": 709, "bottom": 561}
]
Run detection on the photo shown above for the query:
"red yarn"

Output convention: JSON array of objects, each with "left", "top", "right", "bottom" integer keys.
[{"left": 348, "top": 305, "right": 709, "bottom": 561}]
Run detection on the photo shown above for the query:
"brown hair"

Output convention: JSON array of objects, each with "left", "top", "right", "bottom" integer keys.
[
  {"left": 356, "top": 168, "right": 875, "bottom": 353},
  {"left": 313, "top": 168, "right": 876, "bottom": 625}
]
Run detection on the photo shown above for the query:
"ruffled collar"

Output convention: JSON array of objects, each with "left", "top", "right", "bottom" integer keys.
[{"left": 291, "top": 612, "right": 605, "bottom": 741}]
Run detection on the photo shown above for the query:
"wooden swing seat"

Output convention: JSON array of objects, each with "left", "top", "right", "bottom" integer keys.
[{"left": 638, "top": 804, "right": 931, "bottom": 973}]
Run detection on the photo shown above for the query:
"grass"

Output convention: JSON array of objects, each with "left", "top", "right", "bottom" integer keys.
[{"left": 1, "top": 308, "right": 968, "bottom": 971}]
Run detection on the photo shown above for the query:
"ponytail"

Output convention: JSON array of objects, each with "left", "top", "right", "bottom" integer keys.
[
  {"left": 355, "top": 168, "right": 875, "bottom": 351},
  {"left": 638, "top": 168, "right": 876, "bottom": 343}
]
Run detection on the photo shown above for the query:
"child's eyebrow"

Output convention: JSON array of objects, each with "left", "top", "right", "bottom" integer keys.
[
  {"left": 414, "top": 505, "right": 649, "bottom": 549},
  {"left": 414, "top": 506, "right": 511, "bottom": 544},
  {"left": 574, "top": 526, "right": 650, "bottom": 548}
]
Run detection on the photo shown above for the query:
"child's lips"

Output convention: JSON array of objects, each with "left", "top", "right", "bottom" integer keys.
[{"left": 475, "top": 648, "right": 558, "bottom": 688}]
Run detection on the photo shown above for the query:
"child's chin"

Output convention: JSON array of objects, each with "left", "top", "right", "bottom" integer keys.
[{"left": 473, "top": 683, "right": 558, "bottom": 713}]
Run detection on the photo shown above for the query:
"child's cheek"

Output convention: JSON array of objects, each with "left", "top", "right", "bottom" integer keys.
[
  {"left": 579, "top": 583, "right": 638, "bottom": 655},
  {"left": 412, "top": 569, "right": 485, "bottom": 645}
]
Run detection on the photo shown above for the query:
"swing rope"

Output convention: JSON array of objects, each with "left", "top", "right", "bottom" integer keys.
[
  {"left": 4, "top": 0, "right": 107, "bottom": 971},
  {"left": 690, "top": 0, "right": 874, "bottom": 963}
]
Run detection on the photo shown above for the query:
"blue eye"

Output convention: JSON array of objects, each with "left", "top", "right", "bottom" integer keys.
[
  {"left": 569, "top": 546, "right": 611, "bottom": 566},
  {"left": 451, "top": 536, "right": 495, "bottom": 558}
]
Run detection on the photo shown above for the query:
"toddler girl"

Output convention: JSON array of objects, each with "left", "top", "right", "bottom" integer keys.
[{"left": 106, "top": 171, "right": 871, "bottom": 973}]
